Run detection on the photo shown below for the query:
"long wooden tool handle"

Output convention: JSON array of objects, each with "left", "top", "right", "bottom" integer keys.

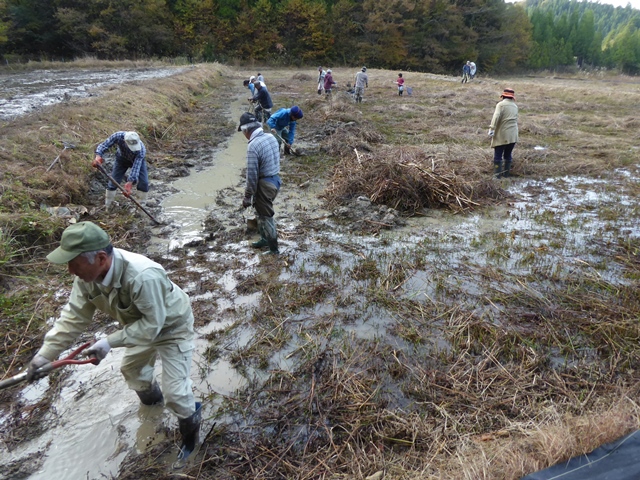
[{"left": 95, "top": 164, "right": 161, "bottom": 225}]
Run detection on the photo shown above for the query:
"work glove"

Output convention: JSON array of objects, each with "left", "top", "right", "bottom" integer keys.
[
  {"left": 242, "top": 196, "right": 253, "bottom": 209},
  {"left": 26, "top": 354, "right": 51, "bottom": 382},
  {"left": 123, "top": 181, "right": 133, "bottom": 197},
  {"left": 284, "top": 144, "right": 291, "bottom": 155},
  {"left": 92, "top": 155, "right": 104, "bottom": 168},
  {"left": 488, "top": 129, "right": 495, "bottom": 137},
  {"left": 85, "top": 338, "right": 111, "bottom": 364}
]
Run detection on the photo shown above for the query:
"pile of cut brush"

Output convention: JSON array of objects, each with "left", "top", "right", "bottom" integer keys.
[{"left": 323, "top": 145, "right": 506, "bottom": 215}]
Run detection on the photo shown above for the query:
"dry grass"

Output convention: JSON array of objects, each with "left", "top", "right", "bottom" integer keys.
[
  {"left": 323, "top": 145, "right": 505, "bottom": 214},
  {"left": 303, "top": 69, "right": 640, "bottom": 212}
]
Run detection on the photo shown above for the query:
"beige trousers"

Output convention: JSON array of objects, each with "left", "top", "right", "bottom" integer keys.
[{"left": 120, "top": 342, "right": 196, "bottom": 419}]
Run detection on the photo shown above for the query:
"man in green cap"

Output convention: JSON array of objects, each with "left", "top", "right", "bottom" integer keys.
[{"left": 26, "top": 221, "right": 201, "bottom": 467}]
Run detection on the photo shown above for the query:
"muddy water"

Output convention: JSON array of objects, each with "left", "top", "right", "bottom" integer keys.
[
  {"left": 3, "top": 67, "right": 639, "bottom": 478},
  {"left": 6, "top": 156, "right": 638, "bottom": 479},
  {"left": 151, "top": 95, "right": 249, "bottom": 251},
  {"left": 0, "top": 67, "right": 186, "bottom": 120}
]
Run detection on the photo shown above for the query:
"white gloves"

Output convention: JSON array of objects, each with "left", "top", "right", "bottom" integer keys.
[
  {"left": 488, "top": 129, "right": 495, "bottom": 137},
  {"left": 85, "top": 338, "right": 111, "bottom": 363},
  {"left": 26, "top": 354, "right": 51, "bottom": 381}
]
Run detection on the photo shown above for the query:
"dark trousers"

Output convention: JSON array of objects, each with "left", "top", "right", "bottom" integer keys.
[
  {"left": 107, "top": 155, "right": 149, "bottom": 192},
  {"left": 493, "top": 143, "right": 515, "bottom": 165},
  {"left": 255, "top": 179, "right": 279, "bottom": 218}
]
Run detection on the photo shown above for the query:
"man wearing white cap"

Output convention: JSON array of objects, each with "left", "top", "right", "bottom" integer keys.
[{"left": 92, "top": 131, "right": 149, "bottom": 209}]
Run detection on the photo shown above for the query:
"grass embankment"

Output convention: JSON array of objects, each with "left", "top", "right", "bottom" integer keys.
[{"left": 0, "top": 62, "right": 234, "bottom": 411}]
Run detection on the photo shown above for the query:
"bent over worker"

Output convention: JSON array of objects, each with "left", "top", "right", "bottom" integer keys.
[
  {"left": 26, "top": 222, "right": 201, "bottom": 467},
  {"left": 239, "top": 112, "right": 281, "bottom": 255},
  {"left": 488, "top": 88, "right": 519, "bottom": 178},
  {"left": 266, "top": 105, "right": 303, "bottom": 156},
  {"left": 250, "top": 81, "right": 273, "bottom": 123},
  {"left": 92, "top": 131, "right": 149, "bottom": 209}
]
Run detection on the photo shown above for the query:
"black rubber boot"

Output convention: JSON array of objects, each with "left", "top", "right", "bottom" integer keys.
[
  {"left": 173, "top": 402, "right": 202, "bottom": 469},
  {"left": 135, "top": 381, "right": 164, "bottom": 406},
  {"left": 251, "top": 238, "right": 268, "bottom": 248},
  {"left": 251, "top": 217, "right": 268, "bottom": 248},
  {"left": 503, "top": 160, "right": 512, "bottom": 178},
  {"left": 264, "top": 216, "right": 279, "bottom": 255},
  {"left": 493, "top": 162, "right": 503, "bottom": 179},
  {"left": 265, "top": 238, "right": 279, "bottom": 255}
]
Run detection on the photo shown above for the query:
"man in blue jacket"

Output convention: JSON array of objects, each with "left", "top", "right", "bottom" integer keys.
[
  {"left": 266, "top": 106, "right": 303, "bottom": 155},
  {"left": 462, "top": 61, "right": 471, "bottom": 83}
]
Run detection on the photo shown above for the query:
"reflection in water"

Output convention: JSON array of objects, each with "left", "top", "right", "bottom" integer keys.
[{"left": 135, "top": 405, "right": 166, "bottom": 454}]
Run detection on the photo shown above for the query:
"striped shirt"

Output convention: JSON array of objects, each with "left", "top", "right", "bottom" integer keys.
[
  {"left": 245, "top": 128, "right": 280, "bottom": 197},
  {"left": 96, "top": 132, "right": 146, "bottom": 184}
]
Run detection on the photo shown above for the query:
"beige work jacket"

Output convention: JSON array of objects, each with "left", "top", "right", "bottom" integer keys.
[
  {"left": 38, "top": 248, "right": 194, "bottom": 360},
  {"left": 490, "top": 98, "right": 519, "bottom": 148}
]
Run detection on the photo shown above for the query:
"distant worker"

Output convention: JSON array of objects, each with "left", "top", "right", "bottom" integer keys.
[
  {"left": 251, "top": 76, "right": 267, "bottom": 90},
  {"left": 266, "top": 106, "right": 303, "bottom": 156},
  {"left": 324, "top": 69, "right": 336, "bottom": 97},
  {"left": 462, "top": 61, "right": 471, "bottom": 83},
  {"left": 92, "top": 131, "right": 148, "bottom": 210},
  {"left": 394, "top": 73, "right": 405, "bottom": 96},
  {"left": 257, "top": 72, "right": 264, "bottom": 83},
  {"left": 244, "top": 77, "right": 255, "bottom": 96},
  {"left": 488, "top": 88, "right": 519, "bottom": 178},
  {"left": 354, "top": 67, "right": 369, "bottom": 103},
  {"left": 470, "top": 61, "right": 477, "bottom": 79},
  {"left": 250, "top": 81, "right": 273, "bottom": 122},
  {"left": 239, "top": 112, "right": 281, "bottom": 255},
  {"left": 317, "top": 66, "right": 326, "bottom": 95}
]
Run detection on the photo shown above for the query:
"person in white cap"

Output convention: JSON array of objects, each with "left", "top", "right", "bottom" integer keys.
[
  {"left": 92, "top": 131, "right": 149, "bottom": 209},
  {"left": 353, "top": 67, "right": 368, "bottom": 103}
]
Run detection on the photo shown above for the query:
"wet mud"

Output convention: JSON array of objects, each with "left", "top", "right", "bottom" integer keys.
[{"left": 0, "top": 67, "right": 186, "bottom": 120}]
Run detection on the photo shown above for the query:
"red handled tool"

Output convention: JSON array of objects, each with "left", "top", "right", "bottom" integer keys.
[{"left": 0, "top": 342, "right": 98, "bottom": 390}]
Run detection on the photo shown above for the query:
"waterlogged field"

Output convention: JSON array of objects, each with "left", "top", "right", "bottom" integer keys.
[
  {"left": 148, "top": 167, "right": 639, "bottom": 480},
  {"left": 0, "top": 64, "right": 639, "bottom": 480}
]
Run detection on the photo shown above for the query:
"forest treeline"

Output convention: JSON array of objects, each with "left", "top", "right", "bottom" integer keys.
[{"left": 0, "top": 0, "right": 639, "bottom": 74}]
